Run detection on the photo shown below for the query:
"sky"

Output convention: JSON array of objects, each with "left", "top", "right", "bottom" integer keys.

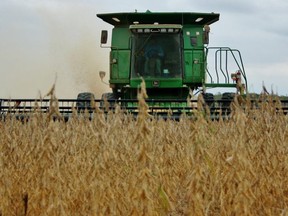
[{"left": 0, "top": 0, "right": 288, "bottom": 99}]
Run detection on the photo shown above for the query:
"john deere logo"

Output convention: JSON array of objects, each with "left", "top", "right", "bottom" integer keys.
[{"left": 153, "top": 80, "right": 159, "bottom": 87}]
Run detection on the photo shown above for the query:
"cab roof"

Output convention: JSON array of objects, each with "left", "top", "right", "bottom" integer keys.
[{"left": 97, "top": 11, "right": 220, "bottom": 27}]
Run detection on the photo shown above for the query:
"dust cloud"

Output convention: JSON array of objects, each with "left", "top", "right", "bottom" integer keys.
[{"left": 0, "top": 1, "right": 111, "bottom": 99}]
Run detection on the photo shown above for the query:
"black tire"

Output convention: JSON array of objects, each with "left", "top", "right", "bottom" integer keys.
[
  {"left": 221, "top": 92, "right": 235, "bottom": 110},
  {"left": 76, "top": 92, "right": 95, "bottom": 111},
  {"left": 100, "top": 92, "right": 116, "bottom": 110},
  {"left": 203, "top": 93, "right": 214, "bottom": 107}
]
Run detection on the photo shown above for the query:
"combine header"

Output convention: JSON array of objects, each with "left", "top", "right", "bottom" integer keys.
[{"left": 1, "top": 11, "right": 252, "bottom": 120}]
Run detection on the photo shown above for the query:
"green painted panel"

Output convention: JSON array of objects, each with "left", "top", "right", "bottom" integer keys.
[
  {"left": 110, "top": 50, "right": 131, "bottom": 80},
  {"left": 111, "top": 28, "right": 131, "bottom": 49},
  {"left": 183, "top": 27, "right": 204, "bottom": 49},
  {"left": 205, "top": 83, "right": 236, "bottom": 88},
  {"left": 184, "top": 50, "right": 204, "bottom": 84},
  {"left": 192, "top": 50, "right": 204, "bottom": 82},
  {"left": 184, "top": 50, "right": 193, "bottom": 83},
  {"left": 130, "top": 78, "right": 182, "bottom": 88}
]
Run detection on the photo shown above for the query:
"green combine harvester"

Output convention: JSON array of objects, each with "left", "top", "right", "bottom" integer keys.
[
  {"left": 95, "top": 11, "right": 247, "bottom": 116},
  {"left": 1, "top": 11, "right": 254, "bottom": 120}
]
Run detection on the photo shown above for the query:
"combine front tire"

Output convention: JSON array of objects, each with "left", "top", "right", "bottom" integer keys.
[
  {"left": 100, "top": 93, "right": 116, "bottom": 110},
  {"left": 203, "top": 93, "right": 215, "bottom": 108},
  {"left": 221, "top": 92, "right": 235, "bottom": 115},
  {"left": 76, "top": 92, "right": 95, "bottom": 111}
]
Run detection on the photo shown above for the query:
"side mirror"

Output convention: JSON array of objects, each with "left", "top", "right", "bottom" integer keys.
[
  {"left": 99, "top": 71, "right": 109, "bottom": 85},
  {"left": 101, "top": 30, "right": 108, "bottom": 44},
  {"left": 99, "top": 71, "right": 106, "bottom": 80}
]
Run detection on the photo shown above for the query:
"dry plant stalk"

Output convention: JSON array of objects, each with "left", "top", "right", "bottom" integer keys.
[
  {"left": 45, "top": 84, "right": 63, "bottom": 121},
  {"left": 0, "top": 96, "right": 288, "bottom": 215}
]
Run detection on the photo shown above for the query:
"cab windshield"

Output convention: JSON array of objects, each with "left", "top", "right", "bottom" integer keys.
[{"left": 131, "top": 33, "right": 182, "bottom": 78}]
